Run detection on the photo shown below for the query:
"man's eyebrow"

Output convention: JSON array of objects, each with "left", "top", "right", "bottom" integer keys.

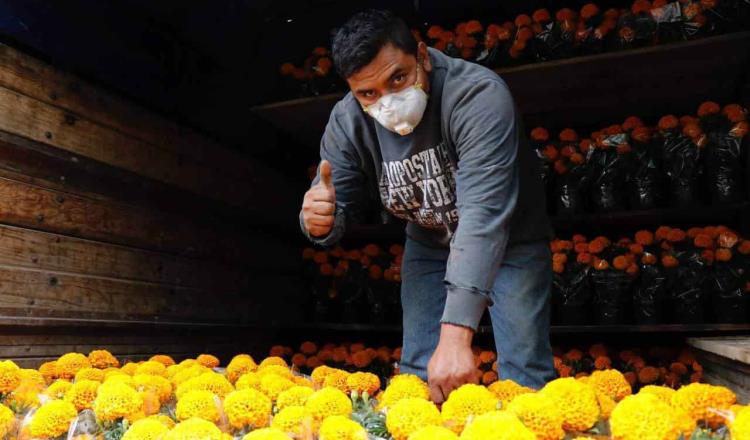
[{"left": 353, "top": 64, "right": 406, "bottom": 94}]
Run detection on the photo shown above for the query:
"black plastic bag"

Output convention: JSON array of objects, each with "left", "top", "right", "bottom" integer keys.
[
  {"left": 651, "top": 2, "right": 688, "bottom": 42},
  {"left": 705, "top": 131, "right": 746, "bottom": 204},
  {"left": 665, "top": 249, "right": 708, "bottom": 323},
  {"left": 592, "top": 270, "right": 633, "bottom": 325},
  {"left": 553, "top": 265, "right": 592, "bottom": 325},
  {"left": 587, "top": 142, "right": 627, "bottom": 212},
  {"left": 633, "top": 264, "right": 667, "bottom": 324},
  {"left": 707, "top": 262, "right": 747, "bottom": 323},
  {"left": 628, "top": 137, "right": 664, "bottom": 209},
  {"left": 660, "top": 131, "right": 703, "bottom": 206},
  {"left": 533, "top": 21, "right": 577, "bottom": 61},
  {"left": 615, "top": 12, "right": 657, "bottom": 50},
  {"left": 553, "top": 165, "right": 588, "bottom": 215}
]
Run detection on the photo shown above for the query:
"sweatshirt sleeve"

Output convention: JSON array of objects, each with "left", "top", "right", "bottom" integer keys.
[
  {"left": 300, "top": 109, "right": 367, "bottom": 247},
  {"left": 440, "top": 79, "right": 520, "bottom": 331}
]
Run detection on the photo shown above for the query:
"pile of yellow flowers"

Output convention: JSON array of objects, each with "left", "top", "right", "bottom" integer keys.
[{"left": 0, "top": 347, "right": 747, "bottom": 440}]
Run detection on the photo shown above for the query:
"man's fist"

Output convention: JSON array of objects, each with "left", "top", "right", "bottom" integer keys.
[
  {"left": 302, "top": 160, "right": 336, "bottom": 237},
  {"left": 428, "top": 324, "right": 479, "bottom": 404}
]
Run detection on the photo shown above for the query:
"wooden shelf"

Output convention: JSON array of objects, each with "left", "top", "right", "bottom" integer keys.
[
  {"left": 251, "top": 31, "right": 750, "bottom": 146},
  {"left": 341, "top": 201, "right": 750, "bottom": 243},
  {"left": 275, "top": 322, "right": 750, "bottom": 335}
]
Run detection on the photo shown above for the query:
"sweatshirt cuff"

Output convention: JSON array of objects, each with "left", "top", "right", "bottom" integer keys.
[
  {"left": 440, "top": 284, "right": 490, "bottom": 331},
  {"left": 299, "top": 205, "right": 346, "bottom": 247}
]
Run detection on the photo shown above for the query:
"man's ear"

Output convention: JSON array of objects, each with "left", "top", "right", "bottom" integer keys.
[{"left": 418, "top": 41, "right": 432, "bottom": 73}]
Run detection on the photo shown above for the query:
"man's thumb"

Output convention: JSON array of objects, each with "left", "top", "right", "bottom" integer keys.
[{"left": 319, "top": 160, "right": 333, "bottom": 187}]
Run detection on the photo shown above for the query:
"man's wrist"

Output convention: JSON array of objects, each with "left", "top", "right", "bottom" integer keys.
[{"left": 439, "top": 323, "right": 474, "bottom": 346}]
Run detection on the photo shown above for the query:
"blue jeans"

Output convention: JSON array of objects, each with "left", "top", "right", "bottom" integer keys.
[{"left": 399, "top": 238, "right": 555, "bottom": 389}]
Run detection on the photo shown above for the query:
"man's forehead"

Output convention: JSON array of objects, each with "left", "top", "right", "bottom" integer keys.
[{"left": 348, "top": 44, "right": 415, "bottom": 84}]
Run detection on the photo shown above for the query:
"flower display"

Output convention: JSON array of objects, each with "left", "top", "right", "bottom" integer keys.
[
  {"left": 440, "top": 384, "right": 498, "bottom": 433},
  {"left": 319, "top": 415, "right": 368, "bottom": 440},
  {"left": 385, "top": 398, "right": 441, "bottom": 440},
  {"left": 29, "top": 399, "right": 77, "bottom": 438},
  {"left": 223, "top": 388, "right": 272, "bottom": 429},
  {"left": 93, "top": 381, "right": 144, "bottom": 423}
]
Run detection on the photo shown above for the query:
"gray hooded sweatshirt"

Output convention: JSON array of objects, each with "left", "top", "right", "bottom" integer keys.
[{"left": 300, "top": 47, "right": 552, "bottom": 331}]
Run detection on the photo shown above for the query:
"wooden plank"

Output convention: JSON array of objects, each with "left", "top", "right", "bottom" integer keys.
[
  {"left": 0, "top": 266, "right": 245, "bottom": 322},
  {"left": 0, "top": 174, "right": 252, "bottom": 260},
  {"left": 0, "top": 223, "right": 249, "bottom": 291},
  {"left": 0, "top": 86, "right": 261, "bottom": 206},
  {"left": 0, "top": 43, "right": 256, "bottom": 182},
  {"left": 688, "top": 337, "right": 750, "bottom": 364}
]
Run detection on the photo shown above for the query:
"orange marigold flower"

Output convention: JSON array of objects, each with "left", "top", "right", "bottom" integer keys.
[
  {"left": 641, "top": 253, "right": 657, "bottom": 265},
  {"left": 553, "top": 160, "right": 568, "bottom": 175},
  {"left": 638, "top": 366, "right": 660, "bottom": 385},
  {"left": 662, "top": 254, "right": 679, "bottom": 268},
  {"left": 716, "top": 248, "right": 733, "bottom": 262},
  {"left": 559, "top": 128, "right": 579, "bottom": 143},
  {"left": 565, "top": 349, "right": 583, "bottom": 362},
  {"left": 594, "top": 259, "right": 610, "bottom": 271},
  {"left": 532, "top": 8, "right": 552, "bottom": 23},
  {"left": 629, "top": 244, "right": 644, "bottom": 255},
  {"left": 560, "top": 145, "right": 577, "bottom": 158},
  {"left": 632, "top": 0, "right": 652, "bottom": 14},
  {"left": 612, "top": 256, "right": 629, "bottom": 271},
  {"left": 731, "top": 121, "right": 749, "bottom": 138},
  {"left": 588, "top": 239, "right": 607, "bottom": 254},
  {"left": 531, "top": 127, "right": 550, "bottom": 142},
  {"left": 635, "top": 230, "right": 655, "bottom": 246},
  {"left": 723, "top": 104, "right": 747, "bottom": 123},
  {"left": 682, "top": 123, "right": 702, "bottom": 139},
  {"left": 465, "top": 20, "right": 483, "bottom": 34},
  {"left": 701, "top": 250, "right": 715, "bottom": 265},
  {"left": 594, "top": 356, "right": 612, "bottom": 370},
  {"left": 482, "top": 371, "right": 498, "bottom": 385},
  {"left": 670, "top": 362, "right": 689, "bottom": 376},
  {"left": 622, "top": 116, "right": 644, "bottom": 131},
  {"left": 556, "top": 7, "right": 577, "bottom": 21},
  {"left": 572, "top": 234, "right": 587, "bottom": 244},
  {"left": 658, "top": 115, "right": 679, "bottom": 131},
  {"left": 577, "top": 253, "right": 593, "bottom": 265},
  {"left": 631, "top": 127, "right": 651, "bottom": 143},
  {"left": 718, "top": 231, "right": 739, "bottom": 248},
  {"left": 352, "top": 351, "right": 372, "bottom": 369},
  {"left": 426, "top": 25, "right": 444, "bottom": 39},
  {"left": 623, "top": 372, "right": 637, "bottom": 386},
  {"left": 738, "top": 240, "right": 750, "bottom": 255},
  {"left": 574, "top": 242, "right": 589, "bottom": 254},
  {"left": 581, "top": 3, "right": 600, "bottom": 20},
  {"left": 667, "top": 228, "right": 686, "bottom": 243},
  {"left": 697, "top": 101, "right": 721, "bottom": 117},
  {"left": 514, "top": 14, "right": 532, "bottom": 27},
  {"left": 655, "top": 226, "right": 672, "bottom": 241},
  {"left": 694, "top": 234, "right": 713, "bottom": 248}
]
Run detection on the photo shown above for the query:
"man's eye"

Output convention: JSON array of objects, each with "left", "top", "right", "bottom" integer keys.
[
  {"left": 362, "top": 91, "right": 375, "bottom": 98},
  {"left": 393, "top": 74, "right": 406, "bottom": 84}
]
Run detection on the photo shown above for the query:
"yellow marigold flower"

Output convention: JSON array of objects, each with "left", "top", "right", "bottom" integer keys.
[
  {"left": 149, "top": 355, "right": 175, "bottom": 367},
  {"left": 197, "top": 354, "right": 220, "bottom": 369},
  {"left": 227, "top": 355, "right": 258, "bottom": 384},
  {"left": 277, "top": 386, "right": 314, "bottom": 410},
  {"left": 610, "top": 393, "right": 682, "bottom": 440},
  {"left": 540, "top": 378, "right": 600, "bottom": 432},
  {"left": 105, "top": 373, "right": 135, "bottom": 388},
  {"left": 260, "top": 374, "right": 295, "bottom": 401},
  {"left": 88, "top": 349, "right": 120, "bottom": 369},
  {"left": 6, "top": 387, "right": 40, "bottom": 411},
  {"left": 304, "top": 387, "right": 352, "bottom": 423},
  {"left": 272, "top": 406, "right": 311, "bottom": 437},
  {"left": 673, "top": 407, "right": 697, "bottom": 439},
  {"left": 258, "top": 365, "right": 293, "bottom": 380},
  {"left": 671, "top": 382, "right": 736, "bottom": 428},
  {"left": 135, "top": 361, "right": 167, "bottom": 377},
  {"left": 587, "top": 369, "right": 631, "bottom": 402},
  {"left": 323, "top": 369, "right": 350, "bottom": 393},
  {"left": 241, "top": 427, "right": 290, "bottom": 440},
  {"left": 178, "top": 359, "right": 197, "bottom": 367},
  {"left": 407, "top": 425, "right": 458, "bottom": 440},
  {"left": 121, "top": 362, "right": 140, "bottom": 376},
  {"left": 487, "top": 379, "right": 535, "bottom": 406},
  {"left": 460, "top": 410, "right": 536, "bottom": 440},
  {"left": 507, "top": 392, "right": 565, "bottom": 440},
  {"left": 0, "top": 360, "right": 20, "bottom": 393},
  {"left": 319, "top": 415, "right": 367, "bottom": 440},
  {"left": 311, "top": 365, "right": 337, "bottom": 386},
  {"left": 94, "top": 381, "right": 144, "bottom": 422},
  {"left": 595, "top": 392, "right": 616, "bottom": 420},
  {"left": 122, "top": 417, "right": 169, "bottom": 440},
  {"left": 165, "top": 364, "right": 183, "bottom": 379},
  {"left": 147, "top": 413, "right": 176, "bottom": 429},
  {"left": 56, "top": 353, "right": 91, "bottom": 379},
  {"left": 638, "top": 385, "right": 676, "bottom": 403},
  {"left": 731, "top": 406, "right": 750, "bottom": 440},
  {"left": 29, "top": 399, "right": 77, "bottom": 438},
  {"left": 237, "top": 372, "right": 262, "bottom": 391},
  {"left": 20, "top": 368, "right": 45, "bottom": 388},
  {"left": 224, "top": 388, "right": 272, "bottom": 429},
  {"left": 293, "top": 376, "right": 314, "bottom": 388},
  {"left": 140, "top": 389, "right": 161, "bottom": 416},
  {"left": 378, "top": 375, "right": 429, "bottom": 409},
  {"left": 386, "top": 398, "right": 441, "bottom": 440},
  {"left": 75, "top": 367, "right": 105, "bottom": 383},
  {"left": 64, "top": 379, "right": 99, "bottom": 411},
  {"left": 175, "top": 390, "right": 220, "bottom": 422},
  {"left": 0, "top": 405, "right": 14, "bottom": 438},
  {"left": 259, "top": 357, "right": 288, "bottom": 369},
  {"left": 440, "top": 384, "right": 498, "bottom": 434},
  {"left": 133, "top": 374, "right": 173, "bottom": 404},
  {"left": 44, "top": 380, "right": 72, "bottom": 399},
  {"left": 171, "top": 365, "right": 209, "bottom": 387},
  {"left": 39, "top": 361, "right": 58, "bottom": 384},
  {"left": 165, "top": 417, "right": 223, "bottom": 440},
  {"left": 175, "top": 372, "right": 233, "bottom": 399},
  {"left": 346, "top": 372, "right": 380, "bottom": 396}
]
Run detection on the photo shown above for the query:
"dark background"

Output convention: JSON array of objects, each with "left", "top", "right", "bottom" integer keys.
[{"left": 0, "top": 0, "right": 632, "bottom": 182}]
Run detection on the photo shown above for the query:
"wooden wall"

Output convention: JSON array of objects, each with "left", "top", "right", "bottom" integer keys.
[{"left": 0, "top": 43, "right": 301, "bottom": 366}]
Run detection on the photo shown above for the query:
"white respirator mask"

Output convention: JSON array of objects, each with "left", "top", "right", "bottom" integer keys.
[{"left": 364, "top": 63, "right": 428, "bottom": 136}]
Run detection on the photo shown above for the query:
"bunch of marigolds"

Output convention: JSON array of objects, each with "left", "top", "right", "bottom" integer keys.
[{"left": 0, "top": 342, "right": 748, "bottom": 439}]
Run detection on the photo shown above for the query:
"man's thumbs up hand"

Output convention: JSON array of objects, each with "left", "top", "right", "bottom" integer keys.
[{"left": 302, "top": 160, "right": 337, "bottom": 237}]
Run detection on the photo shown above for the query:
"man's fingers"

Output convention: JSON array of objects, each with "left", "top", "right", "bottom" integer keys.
[
  {"left": 429, "top": 383, "right": 445, "bottom": 404},
  {"left": 319, "top": 160, "right": 333, "bottom": 188},
  {"left": 309, "top": 187, "right": 335, "bottom": 203},
  {"left": 310, "top": 200, "right": 335, "bottom": 215},
  {"left": 308, "top": 225, "right": 332, "bottom": 237},
  {"left": 307, "top": 214, "right": 334, "bottom": 227}
]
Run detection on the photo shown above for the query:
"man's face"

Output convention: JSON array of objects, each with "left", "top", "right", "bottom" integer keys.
[{"left": 347, "top": 41, "right": 432, "bottom": 109}]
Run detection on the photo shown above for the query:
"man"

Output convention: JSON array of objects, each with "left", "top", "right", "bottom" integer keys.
[{"left": 300, "top": 10, "right": 554, "bottom": 401}]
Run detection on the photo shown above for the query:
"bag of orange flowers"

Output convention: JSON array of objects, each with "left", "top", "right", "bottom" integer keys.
[
  {"left": 575, "top": 5, "right": 619, "bottom": 56},
  {"left": 698, "top": 229, "right": 748, "bottom": 323},
  {"left": 623, "top": 117, "right": 665, "bottom": 210},
  {"left": 587, "top": 126, "right": 631, "bottom": 212},
  {"left": 614, "top": 1, "right": 658, "bottom": 50},
  {"left": 532, "top": 8, "right": 578, "bottom": 62},
  {"left": 698, "top": 102, "right": 748, "bottom": 204},
  {"left": 551, "top": 238, "right": 593, "bottom": 325},
  {"left": 658, "top": 227, "right": 709, "bottom": 324},
  {"left": 551, "top": 129, "right": 590, "bottom": 215},
  {"left": 590, "top": 238, "right": 638, "bottom": 325},
  {"left": 657, "top": 114, "right": 705, "bottom": 206},
  {"left": 632, "top": 230, "right": 667, "bottom": 324}
]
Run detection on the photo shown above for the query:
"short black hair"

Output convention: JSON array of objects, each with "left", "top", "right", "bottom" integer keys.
[{"left": 331, "top": 10, "right": 418, "bottom": 79}]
